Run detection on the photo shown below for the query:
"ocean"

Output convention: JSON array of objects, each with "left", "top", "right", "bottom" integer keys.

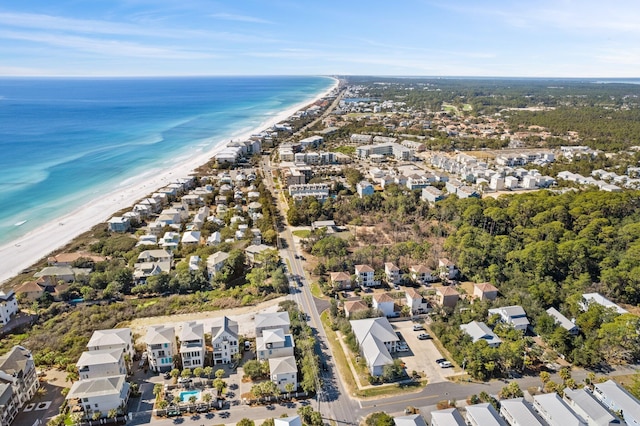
[{"left": 0, "top": 76, "right": 334, "bottom": 246}]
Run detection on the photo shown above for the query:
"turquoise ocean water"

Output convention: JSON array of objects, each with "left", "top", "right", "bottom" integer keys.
[{"left": 0, "top": 76, "right": 334, "bottom": 246}]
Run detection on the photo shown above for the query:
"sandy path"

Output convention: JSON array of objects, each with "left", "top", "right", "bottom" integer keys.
[{"left": 128, "top": 295, "right": 289, "bottom": 343}]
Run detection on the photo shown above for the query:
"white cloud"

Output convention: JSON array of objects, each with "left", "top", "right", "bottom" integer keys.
[
  {"left": 210, "top": 13, "right": 273, "bottom": 25},
  {"left": 0, "top": 30, "right": 216, "bottom": 59}
]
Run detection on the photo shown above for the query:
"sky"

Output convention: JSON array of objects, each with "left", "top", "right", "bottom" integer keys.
[{"left": 1, "top": 0, "right": 639, "bottom": 78}]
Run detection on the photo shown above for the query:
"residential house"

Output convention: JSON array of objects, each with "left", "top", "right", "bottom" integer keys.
[
  {"left": 473, "top": 283, "right": 498, "bottom": 301},
  {"left": 66, "top": 375, "right": 129, "bottom": 420},
  {"left": 181, "top": 231, "right": 201, "bottom": 246},
  {"left": 385, "top": 263, "right": 401, "bottom": 285},
  {"left": 435, "top": 287, "right": 460, "bottom": 308},
  {"left": 355, "top": 264, "right": 377, "bottom": 287},
  {"left": 580, "top": 293, "right": 628, "bottom": 315},
  {"left": 107, "top": 216, "right": 131, "bottom": 233},
  {"left": 144, "top": 325, "right": 176, "bottom": 373},
  {"left": 394, "top": 414, "right": 428, "bottom": 426},
  {"left": 179, "top": 322, "right": 205, "bottom": 369},
  {"left": 466, "top": 403, "right": 507, "bottom": 426},
  {"left": 275, "top": 416, "right": 303, "bottom": 426},
  {"left": 430, "top": 408, "right": 465, "bottom": 426},
  {"left": 134, "top": 249, "right": 173, "bottom": 282},
  {"left": 256, "top": 328, "right": 295, "bottom": 361},
  {"left": 546, "top": 308, "right": 579, "bottom": 336},
  {"left": 421, "top": 186, "right": 445, "bottom": 204},
  {"left": 269, "top": 356, "right": 298, "bottom": 392},
  {"left": 288, "top": 183, "right": 330, "bottom": 202},
  {"left": 488, "top": 306, "right": 530, "bottom": 331},
  {"left": 350, "top": 317, "right": 399, "bottom": 376},
  {"left": 356, "top": 181, "right": 375, "bottom": 198},
  {"left": 14, "top": 280, "right": 46, "bottom": 302},
  {"left": 373, "top": 293, "right": 396, "bottom": 317},
  {"left": 563, "top": 387, "right": 622, "bottom": 426},
  {"left": 211, "top": 317, "right": 239, "bottom": 365},
  {"left": 206, "top": 231, "right": 222, "bottom": 246},
  {"left": 0, "top": 346, "right": 38, "bottom": 425},
  {"left": 245, "top": 244, "right": 275, "bottom": 266},
  {"left": 47, "top": 252, "right": 105, "bottom": 266},
  {"left": 207, "top": 251, "right": 230, "bottom": 280},
  {"left": 410, "top": 265, "right": 437, "bottom": 285},
  {"left": 33, "top": 266, "right": 77, "bottom": 283},
  {"left": 330, "top": 272, "right": 352, "bottom": 290},
  {"left": 593, "top": 380, "right": 640, "bottom": 426},
  {"left": 0, "top": 291, "right": 18, "bottom": 326},
  {"left": 76, "top": 349, "right": 127, "bottom": 380},
  {"left": 460, "top": 321, "right": 502, "bottom": 348},
  {"left": 533, "top": 393, "right": 587, "bottom": 426},
  {"left": 255, "top": 312, "right": 291, "bottom": 336},
  {"left": 405, "top": 288, "right": 431, "bottom": 315},
  {"left": 499, "top": 398, "right": 546, "bottom": 426},
  {"left": 87, "top": 328, "right": 134, "bottom": 359},
  {"left": 344, "top": 299, "right": 369, "bottom": 318},
  {"left": 438, "top": 258, "right": 458, "bottom": 281}
]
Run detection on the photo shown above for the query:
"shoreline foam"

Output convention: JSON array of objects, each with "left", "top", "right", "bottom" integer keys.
[{"left": 0, "top": 76, "right": 338, "bottom": 285}]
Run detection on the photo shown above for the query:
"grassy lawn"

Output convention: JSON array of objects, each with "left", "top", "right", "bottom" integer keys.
[
  {"left": 333, "top": 146, "right": 356, "bottom": 156},
  {"left": 462, "top": 103, "right": 473, "bottom": 111},
  {"left": 292, "top": 230, "right": 311, "bottom": 238},
  {"left": 321, "top": 311, "right": 357, "bottom": 396},
  {"left": 442, "top": 104, "right": 459, "bottom": 114},
  {"left": 310, "top": 282, "right": 324, "bottom": 298}
]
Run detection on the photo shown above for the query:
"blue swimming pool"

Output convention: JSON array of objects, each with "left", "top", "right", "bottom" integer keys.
[{"left": 179, "top": 390, "right": 201, "bottom": 402}]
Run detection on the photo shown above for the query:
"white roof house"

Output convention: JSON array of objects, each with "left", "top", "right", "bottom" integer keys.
[
  {"left": 76, "top": 349, "right": 126, "bottom": 380},
  {"left": 144, "top": 325, "right": 176, "bottom": 373},
  {"left": 393, "top": 414, "right": 428, "bottom": 426},
  {"left": 269, "top": 355, "right": 298, "bottom": 392},
  {"left": 593, "top": 380, "right": 640, "bottom": 426},
  {"left": 580, "top": 293, "right": 628, "bottom": 315},
  {"left": 430, "top": 408, "right": 466, "bottom": 426},
  {"left": 255, "top": 312, "right": 291, "bottom": 336},
  {"left": 211, "top": 317, "right": 239, "bottom": 365},
  {"left": 274, "top": 416, "right": 303, "bottom": 426},
  {"left": 465, "top": 403, "right": 507, "bottom": 426},
  {"left": 533, "top": 393, "right": 587, "bottom": 426},
  {"left": 66, "top": 375, "right": 129, "bottom": 417},
  {"left": 546, "top": 307, "right": 579, "bottom": 335},
  {"left": 563, "top": 387, "right": 621, "bottom": 426},
  {"left": 179, "top": 321, "right": 205, "bottom": 369},
  {"left": 499, "top": 398, "right": 546, "bottom": 426},
  {"left": 460, "top": 321, "right": 502, "bottom": 347},
  {"left": 87, "top": 328, "right": 134, "bottom": 358},
  {"left": 488, "top": 306, "right": 530, "bottom": 331},
  {"left": 350, "top": 317, "right": 399, "bottom": 376}
]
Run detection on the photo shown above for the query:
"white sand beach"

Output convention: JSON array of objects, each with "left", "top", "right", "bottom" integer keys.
[{"left": 0, "top": 78, "right": 338, "bottom": 285}]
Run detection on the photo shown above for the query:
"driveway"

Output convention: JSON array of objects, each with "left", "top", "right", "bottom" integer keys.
[{"left": 392, "top": 320, "right": 451, "bottom": 384}]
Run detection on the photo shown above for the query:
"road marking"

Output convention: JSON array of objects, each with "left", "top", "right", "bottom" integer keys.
[{"left": 358, "top": 393, "right": 440, "bottom": 409}]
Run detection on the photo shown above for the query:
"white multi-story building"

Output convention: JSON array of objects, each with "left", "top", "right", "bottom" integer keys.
[
  {"left": 66, "top": 375, "right": 129, "bottom": 420},
  {"left": 76, "top": 349, "right": 127, "bottom": 380},
  {"left": 355, "top": 264, "right": 377, "bottom": 287},
  {"left": 87, "top": 328, "right": 134, "bottom": 359},
  {"left": 211, "top": 317, "right": 239, "bottom": 365},
  {"left": 144, "top": 325, "right": 176, "bottom": 373},
  {"left": 288, "top": 183, "right": 330, "bottom": 202},
  {"left": 0, "top": 346, "right": 38, "bottom": 426},
  {"left": 256, "top": 328, "right": 295, "bottom": 361},
  {"left": 269, "top": 356, "right": 297, "bottom": 393},
  {"left": 179, "top": 322, "right": 205, "bottom": 369},
  {"left": 0, "top": 290, "right": 18, "bottom": 326}
]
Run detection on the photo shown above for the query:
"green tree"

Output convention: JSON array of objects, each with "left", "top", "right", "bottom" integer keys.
[
  {"left": 366, "top": 412, "right": 394, "bottom": 426},
  {"left": 215, "top": 368, "right": 225, "bottom": 379},
  {"left": 181, "top": 368, "right": 192, "bottom": 379},
  {"left": 237, "top": 419, "right": 255, "bottom": 426},
  {"left": 203, "top": 366, "right": 214, "bottom": 380},
  {"left": 153, "top": 383, "right": 163, "bottom": 400},
  {"left": 244, "top": 360, "right": 265, "bottom": 380}
]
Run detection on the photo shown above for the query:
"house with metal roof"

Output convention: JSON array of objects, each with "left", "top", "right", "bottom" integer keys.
[
  {"left": 269, "top": 356, "right": 297, "bottom": 392},
  {"left": 546, "top": 308, "right": 579, "bottom": 335},
  {"left": 76, "top": 349, "right": 127, "bottom": 380},
  {"left": 350, "top": 317, "right": 399, "bottom": 376},
  {"left": 460, "top": 321, "right": 502, "bottom": 348},
  {"left": 499, "top": 398, "right": 546, "bottom": 426},
  {"left": 87, "top": 328, "right": 134, "bottom": 358},
  {"left": 430, "top": 407, "right": 466, "bottom": 426},
  {"left": 66, "top": 375, "right": 129, "bottom": 420},
  {"left": 144, "top": 325, "right": 176, "bottom": 373},
  {"left": 593, "top": 380, "right": 640, "bottom": 426},
  {"left": 466, "top": 403, "right": 507, "bottom": 426},
  {"left": 488, "top": 306, "right": 530, "bottom": 331},
  {"left": 394, "top": 413, "right": 428, "bottom": 426},
  {"left": 533, "top": 392, "right": 587, "bottom": 426},
  {"left": 563, "top": 387, "right": 622, "bottom": 426}
]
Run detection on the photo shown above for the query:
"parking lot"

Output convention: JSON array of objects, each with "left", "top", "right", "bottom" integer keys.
[{"left": 391, "top": 319, "right": 452, "bottom": 384}]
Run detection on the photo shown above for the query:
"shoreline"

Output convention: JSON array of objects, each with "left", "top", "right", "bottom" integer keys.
[{"left": 0, "top": 76, "right": 338, "bottom": 285}]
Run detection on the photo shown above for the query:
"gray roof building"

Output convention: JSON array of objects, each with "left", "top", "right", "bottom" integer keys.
[
  {"left": 466, "top": 403, "right": 507, "bottom": 426},
  {"left": 593, "top": 380, "right": 640, "bottom": 426},
  {"left": 533, "top": 393, "right": 587, "bottom": 426},
  {"left": 563, "top": 387, "right": 621, "bottom": 426},
  {"left": 500, "top": 398, "right": 546, "bottom": 426},
  {"left": 430, "top": 407, "right": 466, "bottom": 426},
  {"left": 460, "top": 321, "right": 502, "bottom": 347}
]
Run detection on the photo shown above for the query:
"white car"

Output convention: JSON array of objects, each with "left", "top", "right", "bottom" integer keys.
[
  {"left": 439, "top": 361, "right": 453, "bottom": 368},
  {"left": 413, "top": 324, "right": 425, "bottom": 331}
]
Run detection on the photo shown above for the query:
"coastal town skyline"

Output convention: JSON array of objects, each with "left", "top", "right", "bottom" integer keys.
[{"left": 1, "top": 0, "right": 640, "bottom": 78}]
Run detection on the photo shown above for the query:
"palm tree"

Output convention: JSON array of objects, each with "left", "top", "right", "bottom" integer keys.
[
  {"left": 107, "top": 408, "right": 118, "bottom": 419},
  {"left": 188, "top": 395, "right": 197, "bottom": 405},
  {"left": 170, "top": 368, "right": 180, "bottom": 384},
  {"left": 181, "top": 368, "right": 192, "bottom": 379},
  {"left": 285, "top": 383, "right": 295, "bottom": 398},
  {"left": 153, "top": 383, "right": 163, "bottom": 400},
  {"left": 203, "top": 366, "right": 214, "bottom": 385},
  {"left": 157, "top": 400, "right": 168, "bottom": 409},
  {"left": 215, "top": 368, "right": 225, "bottom": 379},
  {"left": 193, "top": 367, "right": 204, "bottom": 383},
  {"left": 213, "top": 378, "right": 226, "bottom": 395},
  {"left": 173, "top": 395, "right": 181, "bottom": 406},
  {"left": 539, "top": 371, "right": 551, "bottom": 385},
  {"left": 202, "top": 392, "right": 212, "bottom": 404}
]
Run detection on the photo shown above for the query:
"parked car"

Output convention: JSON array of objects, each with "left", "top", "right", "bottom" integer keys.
[
  {"left": 167, "top": 409, "right": 181, "bottom": 417},
  {"left": 177, "top": 377, "right": 192, "bottom": 384},
  {"left": 397, "top": 344, "right": 409, "bottom": 352},
  {"left": 163, "top": 371, "right": 171, "bottom": 379},
  {"left": 435, "top": 358, "right": 447, "bottom": 365},
  {"left": 413, "top": 324, "right": 425, "bottom": 331},
  {"left": 417, "top": 333, "right": 431, "bottom": 340},
  {"left": 439, "top": 361, "right": 453, "bottom": 368},
  {"left": 394, "top": 284, "right": 401, "bottom": 290}
]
